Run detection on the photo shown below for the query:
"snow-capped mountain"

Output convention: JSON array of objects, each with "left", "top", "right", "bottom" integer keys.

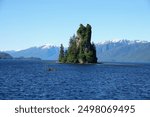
[
  {"left": 97, "top": 39, "right": 148, "bottom": 45},
  {"left": 96, "top": 39, "right": 150, "bottom": 62},
  {"left": 6, "top": 44, "right": 59, "bottom": 60},
  {"left": 4, "top": 39, "right": 150, "bottom": 62},
  {"left": 39, "top": 44, "right": 57, "bottom": 49}
]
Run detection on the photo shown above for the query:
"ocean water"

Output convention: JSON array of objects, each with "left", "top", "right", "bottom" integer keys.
[{"left": 0, "top": 60, "right": 150, "bottom": 100}]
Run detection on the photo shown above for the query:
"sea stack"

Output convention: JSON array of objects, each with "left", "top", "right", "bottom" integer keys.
[{"left": 59, "top": 24, "right": 97, "bottom": 64}]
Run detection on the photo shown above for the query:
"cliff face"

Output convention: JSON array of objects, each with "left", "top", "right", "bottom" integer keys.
[
  {"left": 76, "top": 24, "right": 97, "bottom": 63},
  {"left": 59, "top": 24, "right": 97, "bottom": 64}
]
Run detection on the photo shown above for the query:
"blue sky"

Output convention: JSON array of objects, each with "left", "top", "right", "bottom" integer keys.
[{"left": 0, "top": 0, "right": 150, "bottom": 50}]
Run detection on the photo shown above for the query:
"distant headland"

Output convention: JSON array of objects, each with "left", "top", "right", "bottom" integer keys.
[
  {"left": 0, "top": 52, "right": 41, "bottom": 61},
  {"left": 0, "top": 52, "right": 13, "bottom": 59},
  {"left": 59, "top": 24, "right": 97, "bottom": 64}
]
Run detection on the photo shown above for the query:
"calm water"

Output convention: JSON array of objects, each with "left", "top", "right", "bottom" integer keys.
[{"left": 0, "top": 60, "right": 150, "bottom": 100}]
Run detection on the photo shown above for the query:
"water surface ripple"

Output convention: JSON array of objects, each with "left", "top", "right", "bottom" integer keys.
[{"left": 0, "top": 60, "right": 150, "bottom": 100}]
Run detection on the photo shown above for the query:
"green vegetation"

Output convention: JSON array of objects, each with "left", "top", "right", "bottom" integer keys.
[
  {"left": 59, "top": 44, "right": 65, "bottom": 63},
  {"left": 59, "top": 24, "right": 97, "bottom": 64}
]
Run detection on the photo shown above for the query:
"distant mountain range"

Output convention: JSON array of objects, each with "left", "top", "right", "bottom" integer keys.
[
  {"left": 5, "top": 45, "right": 59, "bottom": 60},
  {"left": 2, "top": 39, "right": 150, "bottom": 62},
  {"left": 96, "top": 40, "right": 150, "bottom": 62}
]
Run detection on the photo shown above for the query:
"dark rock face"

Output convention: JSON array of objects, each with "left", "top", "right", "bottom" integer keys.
[
  {"left": 0, "top": 52, "right": 13, "bottom": 59},
  {"left": 59, "top": 24, "right": 97, "bottom": 64}
]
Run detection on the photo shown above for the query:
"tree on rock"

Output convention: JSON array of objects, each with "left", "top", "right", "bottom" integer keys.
[
  {"left": 59, "top": 44, "right": 65, "bottom": 63},
  {"left": 59, "top": 24, "right": 97, "bottom": 64}
]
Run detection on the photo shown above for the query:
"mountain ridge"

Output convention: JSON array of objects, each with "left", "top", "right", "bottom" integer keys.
[
  {"left": 96, "top": 40, "right": 150, "bottom": 62},
  {"left": 2, "top": 39, "right": 150, "bottom": 62}
]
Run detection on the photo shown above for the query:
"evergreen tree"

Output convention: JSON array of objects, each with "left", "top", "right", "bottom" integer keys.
[
  {"left": 59, "top": 44, "right": 65, "bottom": 63},
  {"left": 91, "top": 42, "right": 97, "bottom": 63},
  {"left": 64, "top": 50, "right": 68, "bottom": 62},
  {"left": 67, "top": 35, "right": 78, "bottom": 63}
]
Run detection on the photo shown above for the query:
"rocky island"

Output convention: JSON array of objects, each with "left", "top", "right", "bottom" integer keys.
[{"left": 59, "top": 24, "right": 97, "bottom": 64}]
